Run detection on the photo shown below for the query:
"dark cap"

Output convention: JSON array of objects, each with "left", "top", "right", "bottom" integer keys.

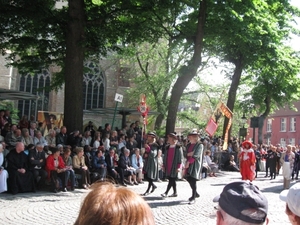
[{"left": 213, "top": 181, "right": 268, "bottom": 224}]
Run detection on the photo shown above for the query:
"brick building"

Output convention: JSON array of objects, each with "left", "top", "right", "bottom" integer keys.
[{"left": 247, "top": 101, "right": 300, "bottom": 147}]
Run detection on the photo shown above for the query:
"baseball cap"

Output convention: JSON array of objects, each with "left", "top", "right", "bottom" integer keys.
[
  {"left": 279, "top": 183, "right": 300, "bottom": 217},
  {"left": 213, "top": 181, "right": 268, "bottom": 224}
]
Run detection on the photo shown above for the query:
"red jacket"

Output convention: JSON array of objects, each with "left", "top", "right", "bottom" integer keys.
[{"left": 46, "top": 154, "right": 65, "bottom": 179}]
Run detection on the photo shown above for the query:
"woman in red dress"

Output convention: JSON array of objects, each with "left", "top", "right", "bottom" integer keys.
[{"left": 239, "top": 140, "right": 256, "bottom": 182}]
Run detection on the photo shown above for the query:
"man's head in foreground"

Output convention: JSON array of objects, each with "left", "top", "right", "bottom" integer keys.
[{"left": 213, "top": 181, "right": 269, "bottom": 225}]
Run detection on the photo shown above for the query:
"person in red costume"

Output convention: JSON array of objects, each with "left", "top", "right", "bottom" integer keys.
[{"left": 239, "top": 140, "right": 256, "bottom": 182}]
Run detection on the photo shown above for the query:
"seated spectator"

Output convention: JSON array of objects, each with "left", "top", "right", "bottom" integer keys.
[
  {"left": 105, "top": 148, "right": 120, "bottom": 184},
  {"left": 102, "top": 133, "right": 110, "bottom": 152},
  {"left": 56, "top": 126, "right": 70, "bottom": 148},
  {"left": 45, "top": 129, "right": 57, "bottom": 148},
  {"left": 83, "top": 145, "right": 93, "bottom": 169},
  {"left": 57, "top": 144, "right": 64, "bottom": 155},
  {"left": 92, "top": 131, "right": 102, "bottom": 151},
  {"left": 74, "top": 182, "right": 155, "bottom": 225},
  {"left": 118, "top": 148, "right": 138, "bottom": 185},
  {"left": 92, "top": 150, "right": 107, "bottom": 181},
  {"left": 29, "top": 122, "right": 37, "bottom": 139},
  {"left": 110, "top": 131, "right": 119, "bottom": 151},
  {"left": 202, "top": 154, "right": 211, "bottom": 179},
  {"left": 0, "top": 143, "right": 8, "bottom": 193},
  {"left": 62, "top": 148, "right": 75, "bottom": 191},
  {"left": 68, "top": 130, "right": 82, "bottom": 148},
  {"left": 5, "top": 127, "right": 22, "bottom": 150},
  {"left": 204, "top": 150, "right": 218, "bottom": 177},
  {"left": 213, "top": 181, "right": 269, "bottom": 225},
  {"left": 279, "top": 183, "right": 300, "bottom": 225},
  {"left": 46, "top": 147, "right": 68, "bottom": 192},
  {"left": 73, "top": 147, "right": 91, "bottom": 189},
  {"left": 81, "top": 131, "right": 92, "bottom": 147},
  {"left": 21, "top": 128, "right": 34, "bottom": 148},
  {"left": 18, "top": 115, "right": 29, "bottom": 130},
  {"left": 131, "top": 148, "right": 144, "bottom": 183},
  {"left": 6, "top": 142, "right": 35, "bottom": 194},
  {"left": 29, "top": 142, "right": 47, "bottom": 189},
  {"left": 126, "top": 135, "right": 137, "bottom": 155},
  {"left": 33, "top": 130, "right": 48, "bottom": 146},
  {"left": 224, "top": 155, "right": 240, "bottom": 172}
]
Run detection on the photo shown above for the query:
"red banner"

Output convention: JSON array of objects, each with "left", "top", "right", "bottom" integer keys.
[{"left": 205, "top": 117, "right": 218, "bottom": 137}]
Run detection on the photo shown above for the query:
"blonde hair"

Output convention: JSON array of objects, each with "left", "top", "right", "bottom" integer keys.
[
  {"left": 76, "top": 147, "right": 84, "bottom": 154},
  {"left": 74, "top": 182, "right": 155, "bottom": 225}
]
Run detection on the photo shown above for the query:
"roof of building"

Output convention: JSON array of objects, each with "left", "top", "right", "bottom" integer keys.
[{"left": 0, "top": 88, "right": 38, "bottom": 101}]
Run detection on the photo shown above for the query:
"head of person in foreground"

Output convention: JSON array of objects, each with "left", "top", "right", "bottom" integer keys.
[
  {"left": 213, "top": 181, "right": 269, "bottom": 225},
  {"left": 74, "top": 182, "right": 155, "bottom": 225},
  {"left": 280, "top": 183, "right": 300, "bottom": 225}
]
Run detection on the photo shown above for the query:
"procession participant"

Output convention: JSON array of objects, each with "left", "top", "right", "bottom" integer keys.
[
  {"left": 184, "top": 130, "right": 204, "bottom": 204},
  {"left": 161, "top": 132, "right": 182, "bottom": 198},
  {"left": 280, "top": 145, "right": 295, "bottom": 190},
  {"left": 141, "top": 131, "right": 158, "bottom": 196},
  {"left": 239, "top": 140, "right": 256, "bottom": 182}
]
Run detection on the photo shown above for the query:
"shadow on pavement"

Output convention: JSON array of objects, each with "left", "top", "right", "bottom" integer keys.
[{"left": 148, "top": 200, "right": 185, "bottom": 208}]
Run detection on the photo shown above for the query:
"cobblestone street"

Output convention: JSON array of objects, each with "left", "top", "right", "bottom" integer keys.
[{"left": 0, "top": 171, "right": 294, "bottom": 225}]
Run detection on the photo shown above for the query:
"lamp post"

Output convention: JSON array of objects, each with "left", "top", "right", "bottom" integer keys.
[{"left": 239, "top": 113, "right": 247, "bottom": 141}]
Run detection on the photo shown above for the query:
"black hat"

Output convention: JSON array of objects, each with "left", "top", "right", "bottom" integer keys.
[
  {"left": 167, "top": 132, "right": 177, "bottom": 140},
  {"left": 213, "top": 181, "right": 268, "bottom": 224},
  {"left": 147, "top": 131, "right": 156, "bottom": 138}
]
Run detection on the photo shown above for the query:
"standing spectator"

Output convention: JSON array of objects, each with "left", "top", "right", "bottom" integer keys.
[
  {"left": 102, "top": 123, "right": 111, "bottom": 139},
  {"left": 0, "top": 110, "right": 7, "bottom": 131},
  {"left": 276, "top": 144, "right": 282, "bottom": 175},
  {"left": 6, "top": 142, "right": 35, "bottom": 194},
  {"left": 161, "top": 133, "right": 182, "bottom": 198},
  {"left": 93, "top": 131, "right": 102, "bottom": 151},
  {"left": 73, "top": 147, "right": 91, "bottom": 189},
  {"left": 264, "top": 146, "right": 272, "bottom": 177},
  {"left": 84, "top": 121, "right": 95, "bottom": 139},
  {"left": 28, "top": 142, "right": 47, "bottom": 189},
  {"left": 292, "top": 147, "right": 300, "bottom": 180},
  {"left": 239, "top": 140, "right": 256, "bottom": 182},
  {"left": 254, "top": 144, "right": 261, "bottom": 178},
  {"left": 18, "top": 115, "right": 29, "bottom": 130},
  {"left": 102, "top": 133, "right": 110, "bottom": 152},
  {"left": 157, "top": 150, "right": 164, "bottom": 182},
  {"left": 280, "top": 145, "right": 295, "bottom": 190},
  {"left": 3, "top": 110, "right": 12, "bottom": 125},
  {"left": 131, "top": 148, "right": 144, "bottom": 183},
  {"left": 110, "top": 131, "right": 119, "bottom": 151},
  {"left": 268, "top": 145, "right": 278, "bottom": 180},
  {"left": 142, "top": 131, "right": 159, "bottom": 196},
  {"left": 0, "top": 143, "right": 8, "bottom": 193}
]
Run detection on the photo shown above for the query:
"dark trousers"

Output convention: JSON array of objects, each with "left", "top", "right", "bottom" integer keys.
[
  {"left": 292, "top": 163, "right": 299, "bottom": 179},
  {"left": 50, "top": 170, "right": 67, "bottom": 190},
  {"left": 32, "top": 169, "right": 48, "bottom": 189},
  {"left": 186, "top": 176, "right": 197, "bottom": 200},
  {"left": 144, "top": 174, "right": 156, "bottom": 193},
  {"left": 74, "top": 168, "right": 91, "bottom": 187},
  {"left": 165, "top": 177, "right": 177, "bottom": 195}
]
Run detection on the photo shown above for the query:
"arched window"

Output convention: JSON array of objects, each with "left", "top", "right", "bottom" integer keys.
[
  {"left": 83, "top": 61, "right": 105, "bottom": 110},
  {"left": 18, "top": 69, "right": 51, "bottom": 118}
]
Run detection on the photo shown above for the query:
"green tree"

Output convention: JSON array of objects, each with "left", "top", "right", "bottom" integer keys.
[{"left": 0, "top": 0, "right": 174, "bottom": 132}]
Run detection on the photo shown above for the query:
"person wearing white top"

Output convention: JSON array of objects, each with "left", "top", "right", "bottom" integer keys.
[
  {"left": 0, "top": 143, "right": 8, "bottom": 193},
  {"left": 131, "top": 148, "right": 144, "bottom": 183},
  {"left": 204, "top": 150, "right": 218, "bottom": 177}
]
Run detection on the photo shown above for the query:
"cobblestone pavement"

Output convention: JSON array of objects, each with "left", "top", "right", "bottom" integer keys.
[{"left": 0, "top": 171, "right": 295, "bottom": 225}]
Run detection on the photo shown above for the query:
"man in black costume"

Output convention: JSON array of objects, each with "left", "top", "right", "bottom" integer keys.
[{"left": 6, "top": 142, "right": 35, "bottom": 194}]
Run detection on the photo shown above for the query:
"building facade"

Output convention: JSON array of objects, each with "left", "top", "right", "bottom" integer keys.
[{"left": 247, "top": 101, "right": 300, "bottom": 147}]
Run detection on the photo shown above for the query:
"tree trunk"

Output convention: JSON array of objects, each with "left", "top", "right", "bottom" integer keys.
[
  {"left": 222, "top": 58, "right": 243, "bottom": 140},
  {"left": 165, "top": 0, "right": 206, "bottom": 135},
  {"left": 64, "top": 0, "right": 85, "bottom": 133},
  {"left": 154, "top": 113, "right": 164, "bottom": 131},
  {"left": 258, "top": 95, "right": 271, "bottom": 144}
]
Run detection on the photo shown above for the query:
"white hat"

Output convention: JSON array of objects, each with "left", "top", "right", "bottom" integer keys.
[{"left": 279, "top": 183, "right": 300, "bottom": 217}]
